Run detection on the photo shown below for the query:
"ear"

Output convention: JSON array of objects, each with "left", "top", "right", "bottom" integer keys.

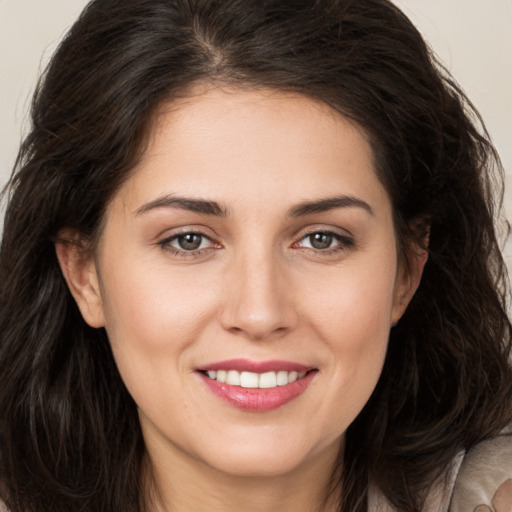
[
  {"left": 55, "top": 230, "right": 105, "bottom": 328},
  {"left": 391, "top": 223, "right": 429, "bottom": 326}
]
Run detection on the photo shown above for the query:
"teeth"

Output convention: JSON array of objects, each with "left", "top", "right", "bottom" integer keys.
[
  {"left": 205, "top": 369, "right": 309, "bottom": 388},
  {"left": 259, "top": 371, "right": 277, "bottom": 388},
  {"left": 276, "top": 371, "right": 288, "bottom": 385},
  {"left": 240, "top": 371, "right": 259, "bottom": 388},
  {"left": 226, "top": 370, "right": 240, "bottom": 386}
]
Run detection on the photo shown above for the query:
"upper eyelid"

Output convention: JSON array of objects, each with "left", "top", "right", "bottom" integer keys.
[
  {"left": 293, "top": 228, "right": 355, "bottom": 249},
  {"left": 156, "top": 225, "right": 217, "bottom": 241},
  {"left": 295, "top": 225, "right": 354, "bottom": 240},
  {"left": 297, "top": 232, "right": 353, "bottom": 244},
  {"left": 159, "top": 231, "right": 215, "bottom": 246},
  {"left": 157, "top": 232, "right": 220, "bottom": 258},
  {"left": 155, "top": 225, "right": 354, "bottom": 247}
]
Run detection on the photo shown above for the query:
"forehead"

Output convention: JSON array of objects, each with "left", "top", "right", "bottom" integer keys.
[{"left": 112, "top": 87, "right": 391, "bottom": 219}]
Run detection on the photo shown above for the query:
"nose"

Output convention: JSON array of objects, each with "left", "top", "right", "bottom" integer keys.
[{"left": 219, "top": 248, "right": 298, "bottom": 341}]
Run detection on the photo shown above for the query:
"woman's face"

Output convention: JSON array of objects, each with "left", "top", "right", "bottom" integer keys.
[{"left": 61, "top": 88, "right": 423, "bottom": 479}]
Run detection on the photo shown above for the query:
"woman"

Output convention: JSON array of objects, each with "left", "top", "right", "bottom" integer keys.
[{"left": 0, "top": 0, "right": 511, "bottom": 511}]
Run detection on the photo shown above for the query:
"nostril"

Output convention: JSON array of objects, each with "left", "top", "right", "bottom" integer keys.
[{"left": 218, "top": 262, "right": 298, "bottom": 338}]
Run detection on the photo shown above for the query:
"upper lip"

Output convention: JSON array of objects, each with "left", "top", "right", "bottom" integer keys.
[{"left": 197, "top": 358, "right": 313, "bottom": 373}]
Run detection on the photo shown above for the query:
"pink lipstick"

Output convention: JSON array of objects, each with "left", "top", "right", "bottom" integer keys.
[
  {"left": 199, "top": 358, "right": 311, "bottom": 373},
  {"left": 197, "top": 359, "right": 316, "bottom": 412}
]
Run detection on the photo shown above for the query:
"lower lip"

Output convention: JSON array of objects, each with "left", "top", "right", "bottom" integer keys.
[{"left": 199, "top": 371, "right": 316, "bottom": 412}]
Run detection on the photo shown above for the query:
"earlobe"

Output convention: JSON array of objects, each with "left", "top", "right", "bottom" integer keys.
[
  {"left": 391, "top": 246, "right": 428, "bottom": 326},
  {"left": 55, "top": 230, "right": 105, "bottom": 328}
]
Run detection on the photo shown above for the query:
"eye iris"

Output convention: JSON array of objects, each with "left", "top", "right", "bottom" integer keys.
[
  {"left": 310, "top": 233, "right": 333, "bottom": 249},
  {"left": 178, "top": 234, "right": 203, "bottom": 250}
]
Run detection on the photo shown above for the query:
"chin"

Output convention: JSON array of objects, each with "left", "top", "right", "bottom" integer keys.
[
  {"left": 205, "top": 451, "right": 311, "bottom": 479},
  {"left": 192, "top": 428, "right": 341, "bottom": 479}
]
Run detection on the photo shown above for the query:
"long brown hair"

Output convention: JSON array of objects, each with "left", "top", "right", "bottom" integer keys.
[{"left": 1, "top": 1, "right": 511, "bottom": 511}]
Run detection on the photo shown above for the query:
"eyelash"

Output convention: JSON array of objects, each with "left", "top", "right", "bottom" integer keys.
[
  {"left": 292, "top": 229, "right": 355, "bottom": 254},
  {"left": 157, "top": 229, "right": 354, "bottom": 258},
  {"left": 157, "top": 230, "right": 219, "bottom": 258}
]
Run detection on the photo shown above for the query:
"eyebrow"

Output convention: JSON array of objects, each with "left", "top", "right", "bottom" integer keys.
[
  {"left": 136, "top": 196, "right": 228, "bottom": 216},
  {"left": 287, "top": 195, "right": 374, "bottom": 217},
  {"left": 135, "top": 194, "right": 373, "bottom": 218}
]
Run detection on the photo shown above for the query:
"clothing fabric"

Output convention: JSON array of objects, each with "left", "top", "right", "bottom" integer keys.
[
  {"left": 369, "top": 425, "right": 512, "bottom": 512},
  {"left": 451, "top": 426, "right": 512, "bottom": 512}
]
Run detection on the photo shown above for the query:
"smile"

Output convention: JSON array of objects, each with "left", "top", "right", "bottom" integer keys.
[
  {"left": 197, "top": 359, "right": 317, "bottom": 412},
  {"left": 204, "top": 369, "right": 308, "bottom": 388}
]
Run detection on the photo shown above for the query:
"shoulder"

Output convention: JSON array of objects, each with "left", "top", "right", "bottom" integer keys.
[
  {"left": 368, "top": 426, "right": 512, "bottom": 512},
  {"left": 450, "top": 425, "right": 512, "bottom": 512}
]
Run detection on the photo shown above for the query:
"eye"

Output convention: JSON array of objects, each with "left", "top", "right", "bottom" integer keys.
[
  {"left": 172, "top": 233, "right": 209, "bottom": 251},
  {"left": 294, "top": 230, "right": 354, "bottom": 252},
  {"left": 158, "top": 231, "right": 217, "bottom": 254},
  {"left": 304, "top": 232, "right": 335, "bottom": 250}
]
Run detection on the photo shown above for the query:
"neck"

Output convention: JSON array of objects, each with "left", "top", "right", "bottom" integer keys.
[{"left": 142, "top": 434, "right": 343, "bottom": 512}]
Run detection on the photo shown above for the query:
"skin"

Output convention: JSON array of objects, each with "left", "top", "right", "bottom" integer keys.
[{"left": 57, "top": 87, "right": 426, "bottom": 512}]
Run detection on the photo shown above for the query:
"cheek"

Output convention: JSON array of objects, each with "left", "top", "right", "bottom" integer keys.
[
  {"left": 297, "top": 256, "right": 396, "bottom": 425},
  {"left": 100, "top": 257, "right": 219, "bottom": 351},
  {"left": 97, "top": 259, "right": 222, "bottom": 408},
  {"left": 332, "top": 267, "right": 395, "bottom": 380},
  {"left": 300, "top": 253, "right": 397, "bottom": 343}
]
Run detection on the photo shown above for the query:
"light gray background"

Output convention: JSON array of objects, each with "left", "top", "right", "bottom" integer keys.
[{"left": 1, "top": 0, "right": 511, "bottom": 265}]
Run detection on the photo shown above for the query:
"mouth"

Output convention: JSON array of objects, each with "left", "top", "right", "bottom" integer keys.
[
  {"left": 200, "top": 369, "right": 308, "bottom": 388},
  {"left": 196, "top": 359, "right": 317, "bottom": 412}
]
